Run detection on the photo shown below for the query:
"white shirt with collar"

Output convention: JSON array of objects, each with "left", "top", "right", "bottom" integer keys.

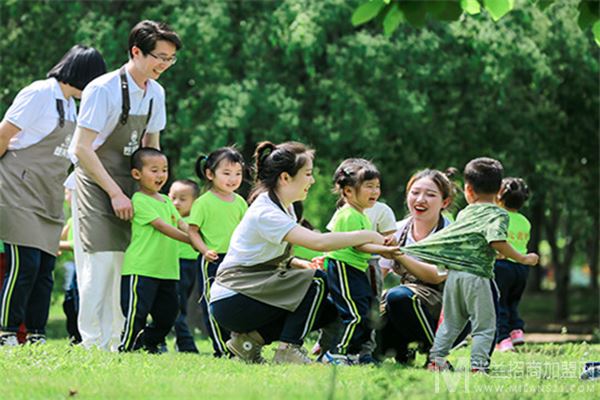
[
  {"left": 68, "top": 66, "right": 166, "bottom": 156},
  {"left": 4, "top": 77, "right": 77, "bottom": 150}
]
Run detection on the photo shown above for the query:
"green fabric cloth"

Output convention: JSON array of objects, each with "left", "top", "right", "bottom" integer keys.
[
  {"left": 122, "top": 193, "right": 181, "bottom": 280},
  {"left": 188, "top": 191, "right": 247, "bottom": 253},
  {"left": 293, "top": 245, "right": 322, "bottom": 261},
  {"left": 506, "top": 210, "right": 531, "bottom": 260},
  {"left": 0, "top": 240, "right": 3, "bottom": 253},
  {"left": 400, "top": 203, "right": 509, "bottom": 279},
  {"left": 178, "top": 216, "right": 199, "bottom": 260},
  {"left": 326, "top": 205, "right": 372, "bottom": 272}
]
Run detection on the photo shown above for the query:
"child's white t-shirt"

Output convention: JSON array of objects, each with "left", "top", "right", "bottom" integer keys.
[{"left": 210, "top": 192, "right": 298, "bottom": 302}]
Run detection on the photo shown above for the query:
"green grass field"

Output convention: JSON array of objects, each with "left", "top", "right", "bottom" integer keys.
[
  {"left": 1, "top": 338, "right": 598, "bottom": 399},
  {"left": 2, "top": 281, "right": 597, "bottom": 399}
]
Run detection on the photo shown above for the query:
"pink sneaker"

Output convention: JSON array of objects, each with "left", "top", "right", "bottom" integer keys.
[
  {"left": 510, "top": 329, "right": 525, "bottom": 346},
  {"left": 496, "top": 337, "right": 515, "bottom": 352}
]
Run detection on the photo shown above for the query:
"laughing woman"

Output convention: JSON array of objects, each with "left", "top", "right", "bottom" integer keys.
[
  {"left": 0, "top": 45, "right": 106, "bottom": 345},
  {"left": 378, "top": 169, "right": 461, "bottom": 363},
  {"left": 210, "top": 141, "right": 384, "bottom": 365}
]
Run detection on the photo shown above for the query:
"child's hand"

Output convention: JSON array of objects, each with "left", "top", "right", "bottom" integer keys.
[
  {"left": 311, "top": 256, "right": 325, "bottom": 270},
  {"left": 523, "top": 253, "right": 539, "bottom": 266},
  {"left": 203, "top": 250, "right": 219, "bottom": 262},
  {"left": 383, "top": 234, "right": 397, "bottom": 246},
  {"left": 380, "top": 247, "right": 403, "bottom": 260}
]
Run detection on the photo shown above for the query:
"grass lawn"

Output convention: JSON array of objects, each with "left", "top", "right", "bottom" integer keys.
[{"left": 1, "top": 338, "right": 598, "bottom": 399}]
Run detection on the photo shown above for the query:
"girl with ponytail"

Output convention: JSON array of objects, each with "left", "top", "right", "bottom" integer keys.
[{"left": 187, "top": 146, "right": 247, "bottom": 357}]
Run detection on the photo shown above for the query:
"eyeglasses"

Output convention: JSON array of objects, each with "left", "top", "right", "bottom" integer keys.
[{"left": 147, "top": 52, "right": 177, "bottom": 65}]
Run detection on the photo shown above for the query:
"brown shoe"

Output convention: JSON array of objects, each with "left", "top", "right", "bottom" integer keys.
[{"left": 226, "top": 331, "right": 266, "bottom": 364}]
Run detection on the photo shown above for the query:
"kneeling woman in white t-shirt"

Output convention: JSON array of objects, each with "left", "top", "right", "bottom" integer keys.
[{"left": 211, "top": 141, "right": 384, "bottom": 365}]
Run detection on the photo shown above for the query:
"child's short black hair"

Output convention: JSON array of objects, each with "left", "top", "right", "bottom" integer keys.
[
  {"left": 131, "top": 147, "right": 166, "bottom": 170},
  {"left": 464, "top": 157, "right": 504, "bottom": 195},
  {"left": 47, "top": 45, "right": 106, "bottom": 91},
  {"left": 172, "top": 179, "right": 200, "bottom": 198},
  {"left": 499, "top": 177, "right": 529, "bottom": 210},
  {"left": 128, "top": 20, "right": 182, "bottom": 58}
]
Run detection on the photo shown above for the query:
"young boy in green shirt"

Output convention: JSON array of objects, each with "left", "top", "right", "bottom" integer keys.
[
  {"left": 119, "top": 148, "right": 190, "bottom": 352},
  {"left": 395, "top": 157, "right": 538, "bottom": 372},
  {"left": 168, "top": 179, "right": 200, "bottom": 353}
]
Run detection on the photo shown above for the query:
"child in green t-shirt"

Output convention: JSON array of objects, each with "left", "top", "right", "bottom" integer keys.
[
  {"left": 323, "top": 158, "right": 400, "bottom": 365},
  {"left": 395, "top": 158, "right": 538, "bottom": 373},
  {"left": 494, "top": 177, "right": 533, "bottom": 352},
  {"left": 119, "top": 148, "right": 191, "bottom": 353},
  {"left": 168, "top": 179, "right": 200, "bottom": 353},
  {"left": 188, "top": 147, "right": 247, "bottom": 357}
]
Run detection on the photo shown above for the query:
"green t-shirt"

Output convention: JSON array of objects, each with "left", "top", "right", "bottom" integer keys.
[
  {"left": 326, "top": 205, "right": 373, "bottom": 271},
  {"left": 188, "top": 191, "right": 247, "bottom": 254},
  {"left": 401, "top": 203, "right": 509, "bottom": 279},
  {"left": 0, "top": 240, "right": 3, "bottom": 254},
  {"left": 178, "top": 216, "right": 199, "bottom": 260},
  {"left": 122, "top": 193, "right": 182, "bottom": 280},
  {"left": 506, "top": 210, "right": 531, "bottom": 260}
]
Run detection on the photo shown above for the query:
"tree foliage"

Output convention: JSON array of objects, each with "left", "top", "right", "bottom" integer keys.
[{"left": 352, "top": 0, "right": 600, "bottom": 45}]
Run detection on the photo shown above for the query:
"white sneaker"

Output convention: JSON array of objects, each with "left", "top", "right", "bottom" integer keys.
[{"left": 0, "top": 332, "right": 18, "bottom": 347}]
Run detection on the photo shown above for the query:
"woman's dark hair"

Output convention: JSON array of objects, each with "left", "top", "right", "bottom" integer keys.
[
  {"left": 47, "top": 45, "right": 106, "bottom": 91},
  {"left": 332, "top": 158, "right": 380, "bottom": 208},
  {"left": 248, "top": 141, "right": 314, "bottom": 204},
  {"left": 499, "top": 177, "right": 530, "bottom": 210},
  {"left": 406, "top": 168, "right": 457, "bottom": 205},
  {"left": 195, "top": 146, "right": 245, "bottom": 191},
  {"left": 128, "top": 20, "right": 182, "bottom": 58}
]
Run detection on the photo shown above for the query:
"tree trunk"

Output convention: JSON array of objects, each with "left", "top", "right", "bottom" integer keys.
[
  {"left": 587, "top": 218, "right": 599, "bottom": 292},
  {"left": 545, "top": 205, "right": 577, "bottom": 321},
  {"left": 527, "top": 197, "right": 544, "bottom": 292}
]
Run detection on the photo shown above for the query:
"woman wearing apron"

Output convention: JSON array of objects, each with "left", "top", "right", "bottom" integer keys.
[
  {"left": 378, "top": 169, "right": 470, "bottom": 363},
  {"left": 70, "top": 21, "right": 181, "bottom": 351},
  {"left": 0, "top": 45, "right": 106, "bottom": 345},
  {"left": 210, "top": 141, "right": 386, "bottom": 364}
]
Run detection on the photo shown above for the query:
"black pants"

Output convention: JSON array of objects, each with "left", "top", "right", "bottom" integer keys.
[
  {"left": 381, "top": 285, "right": 470, "bottom": 361},
  {"left": 62, "top": 266, "right": 81, "bottom": 343},
  {"left": 326, "top": 259, "right": 374, "bottom": 355},
  {"left": 0, "top": 243, "right": 55, "bottom": 334},
  {"left": 198, "top": 254, "right": 230, "bottom": 356},
  {"left": 119, "top": 275, "right": 178, "bottom": 352},
  {"left": 174, "top": 258, "right": 199, "bottom": 352},
  {"left": 494, "top": 259, "right": 528, "bottom": 342},
  {"left": 211, "top": 269, "right": 336, "bottom": 345}
]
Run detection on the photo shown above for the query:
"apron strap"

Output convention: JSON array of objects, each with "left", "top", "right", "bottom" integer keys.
[
  {"left": 139, "top": 98, "right": 153, "bottom": 145},
  {"left": 119, "top": 66, "right": 130, "bottom": 125},
  {"left": 55, "top": 99, "right": 65, "bottom": 128}
]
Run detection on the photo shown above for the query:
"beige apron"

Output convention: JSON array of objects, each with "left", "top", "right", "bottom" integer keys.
[
  {"left": 0, "top": 99, "right": 75, "bottom": 255},
  {"left": 216, "top": 244, "right": 316, "bottom": 312},
  {"left": 75, "top": 67, "right": 153, "bottom": 252}
]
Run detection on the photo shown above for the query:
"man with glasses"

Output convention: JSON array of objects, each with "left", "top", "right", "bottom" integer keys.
[{"left": 69, "top": 20, "right": 181, "bottom": 351}]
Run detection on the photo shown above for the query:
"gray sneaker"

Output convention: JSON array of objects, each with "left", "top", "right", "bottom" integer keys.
[
  {"left": 226, "top": 331, "right": 266, "bottom": 364},
  {"left": 273, "top": 343, "right": 312, "bottom": 365},
  {"left": 0, "top": 332, "right": 18, "bottom": 347}
]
